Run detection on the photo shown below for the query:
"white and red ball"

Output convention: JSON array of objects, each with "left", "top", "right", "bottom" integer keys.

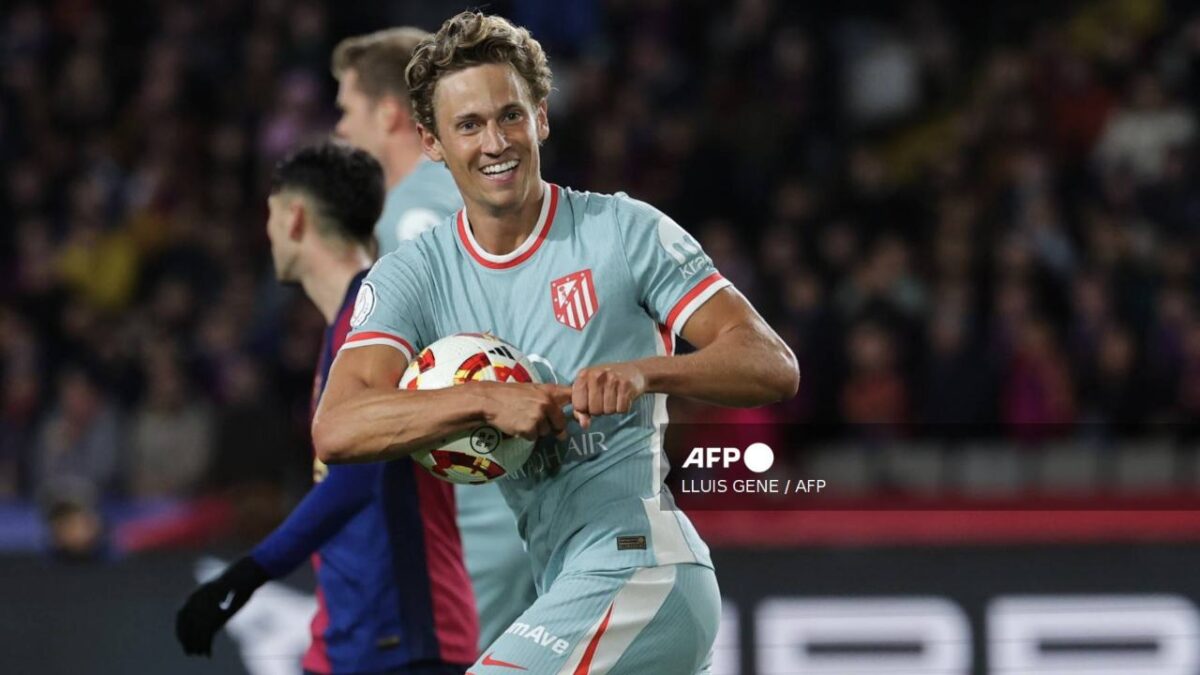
[{"left": 400, "top": 332, "right": 540, "bottom": 484}]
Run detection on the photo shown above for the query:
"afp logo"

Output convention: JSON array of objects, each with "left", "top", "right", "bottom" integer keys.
[{"left": 681, "top": 442, "right": 775, "bottom": 473}]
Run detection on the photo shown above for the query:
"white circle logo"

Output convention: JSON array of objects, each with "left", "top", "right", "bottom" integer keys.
[
  {"left": 743, "top": 442, "right": 775, "bottom": 473},
  {"left": 350, "top": 282, "right": 376, "bottom": 328}
]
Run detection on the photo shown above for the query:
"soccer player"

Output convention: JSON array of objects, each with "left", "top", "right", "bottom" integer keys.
[
  {"left": 329, "top": 27, "right": 537, "bottom": 651},
  {"left": 176, "top": 143, "right": 477, "bottom": 674},
  {"left": 314, "top": 12, "right": 799, "bottom": 675}
]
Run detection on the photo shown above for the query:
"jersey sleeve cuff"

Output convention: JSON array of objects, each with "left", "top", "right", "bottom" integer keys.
[
  {"left": 339, "top": 331, "right": 415, "bottom": 362},
  {"left": 664, "top": 272, "right": 732, "bottom": 336}
]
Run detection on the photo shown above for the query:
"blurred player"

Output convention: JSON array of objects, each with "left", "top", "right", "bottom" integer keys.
[
  {"left": 330, "top": 28, "right": 537, "bottom": 651},
  {"left": 176, "top": 143, "right": 477, "bottom": 674},
  {"left": 314, "top": 12, "right": 799, "bottom": 675}
]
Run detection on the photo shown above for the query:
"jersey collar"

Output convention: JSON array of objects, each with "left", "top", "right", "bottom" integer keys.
[{"left": 456, "top": 182, "right": 559, "bottom": 270}]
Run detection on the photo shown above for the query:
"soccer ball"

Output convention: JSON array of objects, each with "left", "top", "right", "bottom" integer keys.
[{"left": 400, "top": 332, "right": 541, "bottom": 484}]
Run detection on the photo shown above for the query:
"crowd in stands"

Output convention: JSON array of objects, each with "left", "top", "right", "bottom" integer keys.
[{"left": 0, "top": 0, "right": 1197, "bottom": 527}]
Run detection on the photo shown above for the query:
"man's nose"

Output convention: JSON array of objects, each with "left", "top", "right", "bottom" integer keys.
[{"left": 481, "top": 120, "right": 509, "bottom": 155}]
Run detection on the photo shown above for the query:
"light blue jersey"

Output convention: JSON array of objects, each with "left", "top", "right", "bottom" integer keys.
[
  {"left": 374, "top": 159, "right": 465, "bottom": 255},
  {"left": 372, "top": 158, "right": 535, "bottom": 652},
  {"left": 345, "top": 183, "right": 730, "bottom": 590}
]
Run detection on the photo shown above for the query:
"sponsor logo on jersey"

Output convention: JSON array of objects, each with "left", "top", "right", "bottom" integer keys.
[
  {"left": 657, "top": 215, "right": 702, "bottom": 263},
  {"left": 481, "top": 653, "right": 527, "bottom": 670},
  {"left": 349, "top": 282, "right": 376, "bottom": 328},
  {"left": 503, "top": 622, "right": 571, "bottom": 655},
  {"left": 657, "top": 215, "right": 709, "bottom": 280},
  {"left": 551, "top": 269, "right": 599, "bottom": 331}
]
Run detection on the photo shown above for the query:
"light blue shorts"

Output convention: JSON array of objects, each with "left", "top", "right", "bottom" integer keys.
[
  {"left": 469, "top": 564, "right": 719, "bottom": 674},
  {"left": 456, "top": 483, "right": 538, "bottom": 650}
]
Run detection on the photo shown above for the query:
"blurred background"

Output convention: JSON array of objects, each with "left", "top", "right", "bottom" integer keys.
[{"left": 2, "top": 0, "right": 1200, "bottom": 673}]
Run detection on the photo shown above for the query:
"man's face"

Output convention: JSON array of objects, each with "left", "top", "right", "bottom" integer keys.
[
  {"left": 421, "top": 63, "right": 548, "bottom": 216},
  {"left": 265, "top": 193, "right": 299, "bottom": 282},
  {"left": 334, "top": 70, "right": 387, "bottom": 158}
]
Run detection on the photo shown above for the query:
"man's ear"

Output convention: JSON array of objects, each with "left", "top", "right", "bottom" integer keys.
[
  {"left": 288, "top": 198, "right": 307, "bottom": 241},
  {"left": 378, "top": 95, "right": 411, "bottom": 133},
  {"left": 536, "top": 99, "right": 549, "bottom": 144},
  {"left": 418, "top": 123, "right": 444, "bottom": 162}
]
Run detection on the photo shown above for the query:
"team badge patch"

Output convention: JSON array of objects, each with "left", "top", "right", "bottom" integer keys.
[
  {"left": 551, "top": 269, "right": 598, "bottom": 331},
  {"left": 349, "top": 282, "right": 376, "bottom": 328}
]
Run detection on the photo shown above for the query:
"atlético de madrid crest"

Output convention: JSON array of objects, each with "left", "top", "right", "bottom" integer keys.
[{"left": 551, "top": 269, "right": 598, "bottom": 331}]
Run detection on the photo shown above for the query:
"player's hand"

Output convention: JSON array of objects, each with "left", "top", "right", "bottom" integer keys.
[
  {"left": 474, "top": 381, "right": 572, "bottom": 441},
  {"left": 570, "top": 362, "right": 647, "bottom": 429},
  {"left": 176, "top": 556, "right": 269, "bottom": 657}
]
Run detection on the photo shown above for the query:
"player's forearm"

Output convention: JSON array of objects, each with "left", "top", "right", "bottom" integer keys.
[
  {"left": 312, "top": 387, "right": 487, "bottom": 464},
  {"left": 251, "top": 464, "right": 376, "bottom": 575},
  {"left": 641, "top": 322, "right": 799, "bottom": 406}
]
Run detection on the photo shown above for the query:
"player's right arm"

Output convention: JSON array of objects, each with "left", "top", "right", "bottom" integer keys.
[{"left": 312, "top": 344, "right": 569, "bottom": 464}]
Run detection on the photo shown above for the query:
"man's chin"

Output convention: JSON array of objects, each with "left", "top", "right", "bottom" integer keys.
[{"left": 474, "top": 181, "right": 528, "bottom": 212}]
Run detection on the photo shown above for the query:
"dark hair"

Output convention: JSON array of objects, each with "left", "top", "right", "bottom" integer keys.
[
  {"left": 270, "top": 142, "right": 384, "bottom": 246},
  {"left": 406, "top": 12, "right": 552, "bottom": 134}
]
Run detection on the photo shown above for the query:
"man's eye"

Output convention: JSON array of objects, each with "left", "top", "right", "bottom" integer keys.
[
  {"left": 460, "top": 121, "right": 478, "bottom": 131},
  {"left": 504, "top": 111, "right": 522, "bottom": 121}
]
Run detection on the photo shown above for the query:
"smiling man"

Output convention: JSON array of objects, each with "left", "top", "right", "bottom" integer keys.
[
  {"left": 313, "top": 12, "right": 798, "bottom": 674},
  {"left": 330, "top": 28, "right": 538, "bottom": 654}
]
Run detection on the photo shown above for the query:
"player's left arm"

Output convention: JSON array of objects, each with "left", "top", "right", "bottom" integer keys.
[{"left": 572, "top": 287, "right": 798, "bottom": 424}]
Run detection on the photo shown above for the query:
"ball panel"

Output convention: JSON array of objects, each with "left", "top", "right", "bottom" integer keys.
[{"left": 399, "top": 332, "right": 541, "bottom": 484}]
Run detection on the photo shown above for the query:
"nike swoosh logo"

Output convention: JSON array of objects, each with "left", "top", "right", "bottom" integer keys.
[
  {"left": 218, "top": 590, "right": 235, "bottom": 611},
  {"left": 481, "top": 653, "right": 527, "bottom": 670}
]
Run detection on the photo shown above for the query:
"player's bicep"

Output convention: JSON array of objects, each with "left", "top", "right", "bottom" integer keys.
[
  {"left": 678, "top": 286, "right": 771, "bottom": 350},
  {"left": 319, "top": 345, "right": 410, "bottom": 412}
]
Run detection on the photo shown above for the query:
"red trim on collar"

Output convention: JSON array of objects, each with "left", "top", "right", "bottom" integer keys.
[{"left": 456, "top": 184, "right": 559, "bottom": 270}]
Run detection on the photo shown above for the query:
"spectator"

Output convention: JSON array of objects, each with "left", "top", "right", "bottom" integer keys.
[
  {"left": 128, "top": 353, "right": 213, "bottom": 499},
  {"left": 1002, "top": 317, "right": 1076, "bottom": 437},
  {"left": 1078, "top": 323, "right": 1150, "bottom": 434},
  {"left": 1095, "top": 71, "right": 1196, "bottom": 180},
  {"left": 921, "top": 307, "right": 995, "bottom": 433},
  {"left": 0, "top": 368, "right": 40, "bottom": 498},
  {"left": 841, "top": 320, "right": 909, "bottom": 431},
  {"left": 33, "top": 366, "right": 123, "bottom": 500}
]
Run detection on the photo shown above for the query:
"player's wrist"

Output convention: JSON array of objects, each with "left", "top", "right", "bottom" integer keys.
[
  {"left": 458, "top": 381, "right": 502, "bottom": 425},
  {"left": 627, "top": 356, "right": 668, "bottom": 396},
  {"left": 225, "top": 555, "right": 271, "bottom": 592}
]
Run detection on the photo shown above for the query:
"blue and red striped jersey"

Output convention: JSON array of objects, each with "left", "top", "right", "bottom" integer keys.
[{"left": 252, "top": 269, "right": 478, "bottom": 673}]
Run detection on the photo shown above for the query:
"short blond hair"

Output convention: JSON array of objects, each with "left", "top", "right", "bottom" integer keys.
[
  {"left": 331, "top": 27, "right": 430, "bottom": 102},
  {"left": 405, "top": 12, "right": 552, "bottom": 134}
]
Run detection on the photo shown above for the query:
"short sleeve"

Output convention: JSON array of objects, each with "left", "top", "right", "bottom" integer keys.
[
  {"left": 341, "top": 243, "right": 430, "bottom": 363},
  {"left": 615, "top": 196, "right": 732, "bottom": 336}
]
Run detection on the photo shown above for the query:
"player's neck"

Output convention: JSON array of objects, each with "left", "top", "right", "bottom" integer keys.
[
  {"left": 302, "top": 248, "right": 373, "bottom": 325},
  {"left": 380, "top": 137, "right": 425, "bottom": 190},
  {"left": 464, "top": 181, "right": 546, "bottom": 256}
]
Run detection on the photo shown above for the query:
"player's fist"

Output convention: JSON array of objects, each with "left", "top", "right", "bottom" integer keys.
[
  {"left": 176, "top": 556, "right": 269, "bottom": 657},
  {"left": 570, "top": 362, "right": 646, "bottom": 428},
  {"left": 475, "top": 381, "right": 571, "bottom": 440}
]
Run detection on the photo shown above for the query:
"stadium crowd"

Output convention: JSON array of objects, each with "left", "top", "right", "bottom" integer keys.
[{"left": 0, "top": 0, "right": 1198, "bottom": 542}]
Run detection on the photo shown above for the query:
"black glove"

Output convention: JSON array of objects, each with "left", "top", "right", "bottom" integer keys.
[{"left": 176, "top": 556, "right": 270, "bottom": 656}]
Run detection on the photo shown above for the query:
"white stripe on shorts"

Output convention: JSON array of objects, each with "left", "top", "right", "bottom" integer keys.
[{"left": 558, "top": 566, "right": 677, "bottom": 675}]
